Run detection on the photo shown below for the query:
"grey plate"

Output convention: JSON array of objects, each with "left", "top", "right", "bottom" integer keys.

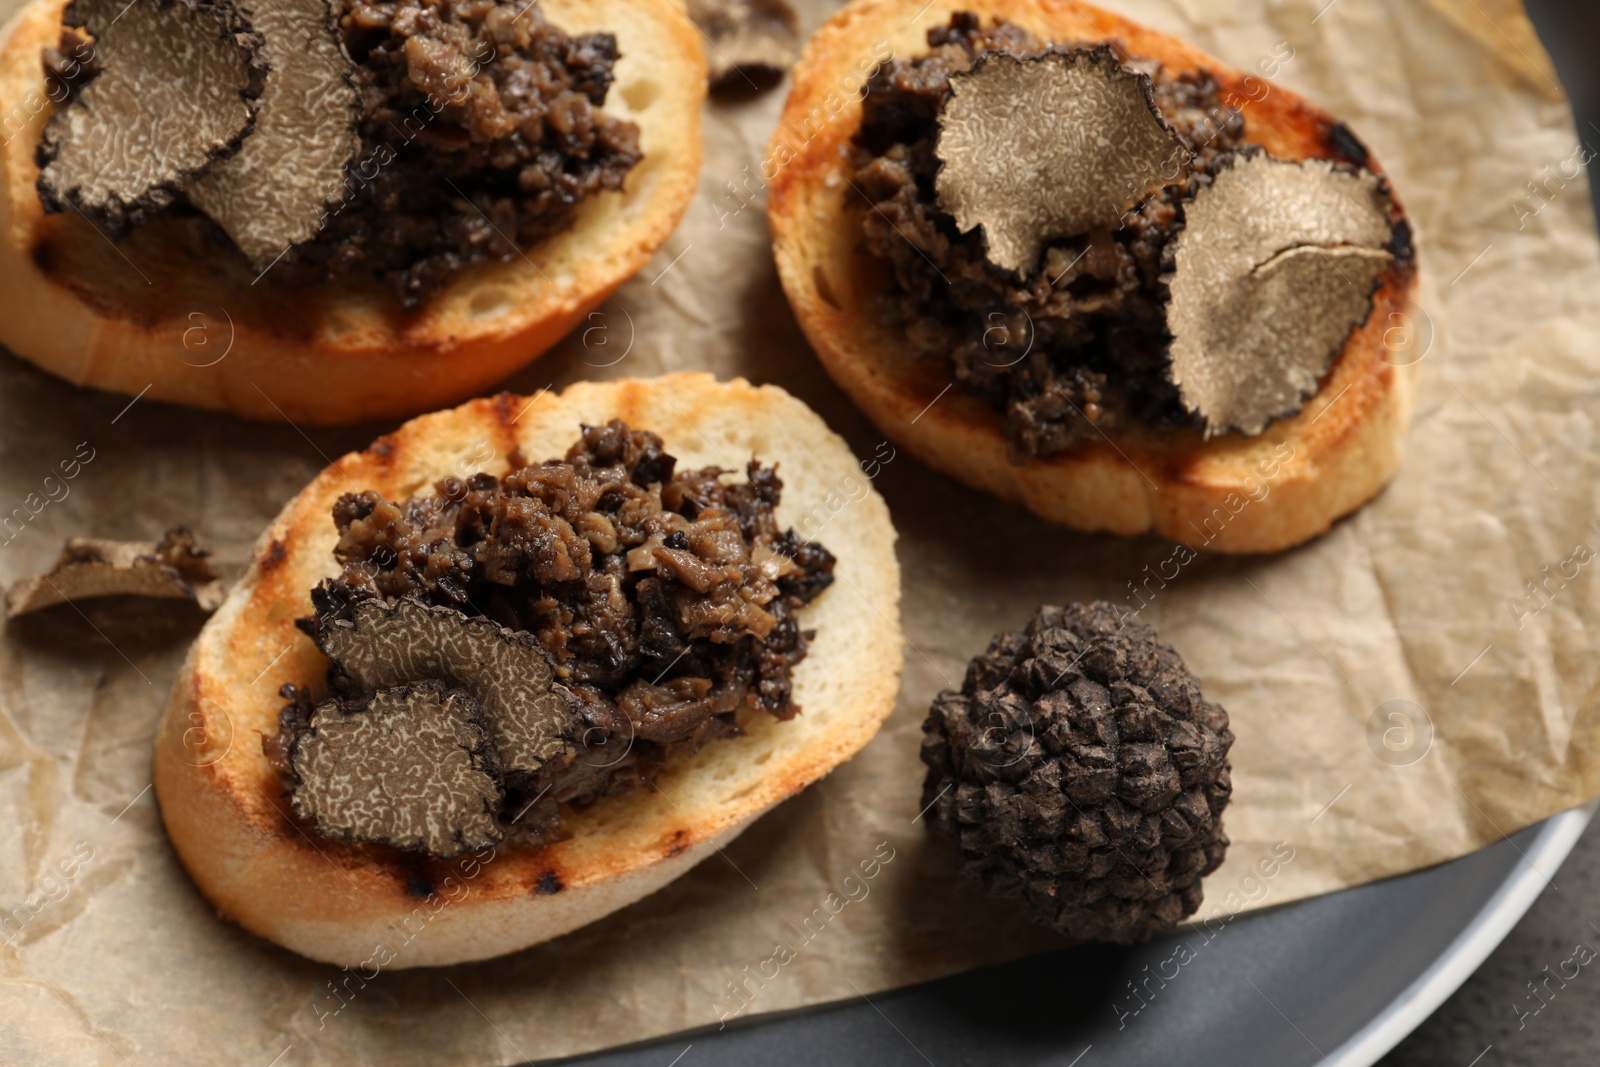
[{"left": 556, "top": 804, "right": 1593, "bottom": 1067}]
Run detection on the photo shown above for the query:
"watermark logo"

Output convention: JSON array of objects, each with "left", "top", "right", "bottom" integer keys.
[
  {"left": 1509, "top": 535, "right": 1596, "bottom": 630},
  {"left": 1111, "top": 840, "right": 1296, "bottom": 1030},
  {"left": 711, "top": 841, "right": 897, "bottom": 1027},
  {"left": 0, "top": 441, "right": 96, "bottom": 550},
  {"left": 1514, "top": 938, "right": 1596, "bottom": 1030},
  {"left": 180, "top": 305, "right": 235, "bottom": 368},
  {"left": 1366, "top": 699, "right": 1432, "bottom": 766},
  {"left": 1381, "top": 304, "right": 1436, "bottom": 367},
  {"left": 580, "top": 308, "right": 634, "bottom": 368},
  {"left": 791, "top": 441, "right": 897, "bottom": 544},
  {"left": 173, "top": 705, "right": 234, "bottom": 768},
  {"left": 1, "top": 841, "right": 94, "bottom": 946},
  {"left": 980, "top": 308, "right": 1034, "bottom": 368}
]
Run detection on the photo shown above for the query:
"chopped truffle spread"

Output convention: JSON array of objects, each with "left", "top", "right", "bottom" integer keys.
[
  {"left": 290, "top": 0, "right": 641, "bottom": 305},
  {"left": 42, "top": 28, "right": 99, "bottom": 100},
  {"left": 920, "top": 602, "right": 1233, "bottom": 943},
  {"left": 850, "top": 14, "right": 1249, "bottom": 460},
  {"left": 39, "top": 0, "right": 641, "bottom": 307},
  {"left": 268, "top": 420, "right": 836, "bottom": 854}
]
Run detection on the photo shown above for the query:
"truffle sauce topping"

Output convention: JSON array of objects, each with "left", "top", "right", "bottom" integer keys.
[
  {"left": 39, "top": 0, "right": 642, "bottom": 307},
  {"left": 850, "top": 14, "right": 1402, "bottom": 459},
  {"left": 294, "top": 0, "right": 642, "bottom": 305},
  {"left": 269, "top": 420, "right": 836, "bottom": 855},
  {"left": 851, "top": 14, "right": 1246, "bottom": 461}
]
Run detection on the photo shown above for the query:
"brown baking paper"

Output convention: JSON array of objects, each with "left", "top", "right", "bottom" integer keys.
[{"left": 3, "top": 0, "right": 1599, "bottom": 1061}]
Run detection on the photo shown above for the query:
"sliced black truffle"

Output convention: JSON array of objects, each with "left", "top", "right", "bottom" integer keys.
[
  {"left": 1166, "top": 152, "right": 1395, "bottom": 436},
  {"left": 35, "top": 0, "right": 267, "bottom": 233},
  {"left": 934, "top": 48, "right": 1188, "bottom": 275},
  {"left": 290, "top": 681, "right": 504, "bottom": 856},
  {"left": 310, "top": 596, "right": 582, "bottom": 779},
  {"left": 920, "top": 602, "right": 1233, "bottom": 944},
  {"left": 185, "top": 0, "right": 361, "bottom": 267},
  {"left": 7, "top": 526, "right": 224, "bottom": 617}
]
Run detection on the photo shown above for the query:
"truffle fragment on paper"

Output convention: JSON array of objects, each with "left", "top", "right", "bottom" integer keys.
[
  {"left": 35, "top": 0, "right": 267, "bottom": 233},
  {"left": 184, "top": 0, "right": 362, "bottom": 267},
  {"left": 686, "top": 0, "right": 799, "bottom": 90},
  {"left": 306, "top": 595, "right": 583, "bottom": 779},
  {"left": 290, "top": 681, "right": 505, "bottom": 857},
  {"left": 920, "top": 602, "right": 1233, "bottom": 944},
  {"left": 7, "top": 527, "right": 226, "bottom": 618},
  {"left": 934, "top": 48, "right": 1188, "bottom": 275},
  {"left": 1166, "top": 152, "right": 1396, "bottom": 436}
]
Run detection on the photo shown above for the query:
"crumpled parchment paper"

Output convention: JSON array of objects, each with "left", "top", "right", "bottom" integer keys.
[{"left": 2, "top": 0, "right": 1599, "bottom": 1061}]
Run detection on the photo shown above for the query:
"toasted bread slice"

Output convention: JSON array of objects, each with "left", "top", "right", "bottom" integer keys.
[
  {"left": 767, "top": 0, "right": 1419, "bottom": 554},
  {"left": 0, "top": 0, "right": 705, "bottom": 425},
  {"left": 152, "top": 373, "right": 903, "bottom": 967}
]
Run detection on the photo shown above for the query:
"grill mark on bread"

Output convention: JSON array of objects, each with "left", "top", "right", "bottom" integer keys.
[
  {"left": 489, "top": 392, "right": 528, "bottom": 470},
  {"left": 1390, "top": 219, "right": 1416, "bottom": 270},
  {"left": 29, "top": 233, "right": 52, "bottom": 276},
  {"left": 405, "top": 866, "right": 435, "bottom": 899},
  {"left": 1324, "top": 121, "right": 1370, "bottom": 169},
  {"left": 491, "top": 392, "right": 520, "bottom": 427},
  {"left": 259, "top": 538, "right": 288, "bottom": 574}
]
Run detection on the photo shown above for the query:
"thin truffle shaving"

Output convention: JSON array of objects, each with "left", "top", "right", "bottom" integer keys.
[
  {"left": 34, "top": 0, "right": 641, "bottom": 307},
  {"left": 1165, "top": 152, "right": 1395, "bottom": 435},
  {"left": 309, "top": 596, "right": 582, "bottom": 777},
  {"left": 184, "top": 0, "right": 363, "bottom": 267},
  {"left": 280, "top": 0, "right": 643, "bottom": 306},
  {"left": 934, "top": 47, "right": 1188, "bottom": 275},
  {"left": 291, "top": 681, "right": 504, "bottom": 857},
  {"left": 36, "top": 0, "right": 267, "bottom": 233},
  {"left": 6, "top": 527, "right": 224, "bottom": 617},
  {"left": 274, "top": 420, "right": 836, "bottom": 854}
]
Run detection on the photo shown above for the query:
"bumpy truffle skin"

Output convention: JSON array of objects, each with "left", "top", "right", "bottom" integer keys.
[{"left": 920, "top": 602, "right": 1232, "bottom": 944}]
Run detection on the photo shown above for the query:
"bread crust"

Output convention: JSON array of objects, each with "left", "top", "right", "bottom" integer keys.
[
  {"left": 152, "top": 373, "right": 904, "bottom": 967},
  {"left": 767, "top": 0, "right": 1420, "bottom": 553},
  {"left": 0, "top": 0, "right": 706, "bottom": 425}
]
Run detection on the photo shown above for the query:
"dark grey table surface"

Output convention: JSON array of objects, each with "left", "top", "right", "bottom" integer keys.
[{"left": 1377, "top": 2, "right": 1600, "bottom": 1063}]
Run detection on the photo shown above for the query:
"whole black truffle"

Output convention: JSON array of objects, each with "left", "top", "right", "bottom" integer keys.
[{"left": 920, "top": 602, "right": 1233, "bottom": 943}]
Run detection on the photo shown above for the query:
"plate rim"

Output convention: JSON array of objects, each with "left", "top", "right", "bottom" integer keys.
[{"left": 1325, "top": 799, "right": 1598, "bottom": 1066}]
